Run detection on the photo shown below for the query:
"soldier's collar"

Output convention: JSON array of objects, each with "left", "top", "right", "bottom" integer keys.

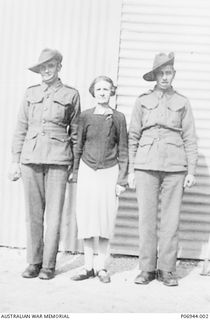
[
  {"left": 153, "top": 85, "right": 174, "bottom": 98},
  {"left": 41, "top": 78, "right": 63, "bottom": 92}
]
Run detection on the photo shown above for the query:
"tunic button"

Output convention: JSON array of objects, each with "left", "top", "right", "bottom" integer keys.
[
  {"left": 42, "top": 120, "right": 46, "bottom": 124},
  {"left": 41, "top": 132, "right": 45, "bottom": 136}
]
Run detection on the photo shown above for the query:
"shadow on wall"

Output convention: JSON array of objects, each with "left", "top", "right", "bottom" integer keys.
[{"left": 178, "top": 153, "right": 210, "bottom": 271}]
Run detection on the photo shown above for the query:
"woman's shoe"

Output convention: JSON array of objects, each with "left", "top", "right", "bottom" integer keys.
[
  {"left": 96, "top": 269, "right": 111, "bottom": 283},
  {"left": 71, "top": 268, "right": 95, "bottom": 281}
]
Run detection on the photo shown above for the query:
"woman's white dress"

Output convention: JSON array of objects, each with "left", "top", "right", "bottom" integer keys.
[{"left": 76, "top": 159, "right": 119, "bottom": 239}]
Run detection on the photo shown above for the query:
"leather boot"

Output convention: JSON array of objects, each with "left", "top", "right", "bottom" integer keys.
[
  {"left": 157, "top": 269, "right": 178, "bottom": 286},
  {"left": 39, "top": 267, "right": 55, "bottom": 280},
  {"left": 22, "top": 263, "right": 42, "bottom": 278},
  {"left": 134, "top": 271, "right": 156, "bottom": 284}
]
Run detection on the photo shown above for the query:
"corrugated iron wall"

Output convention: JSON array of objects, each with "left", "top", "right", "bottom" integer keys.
[
  {"left": 2, "top": 0, "right": 210, "bottom": 260},
  {"left": 0, "top": 0, "right": 122, "bottom": 249},
  {"left": 111, "top": 0, "right": 210, "bottom": 259}
]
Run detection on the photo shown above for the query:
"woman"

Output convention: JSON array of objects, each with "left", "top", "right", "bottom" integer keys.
[{"left": 72, "top": 76, "right": 128, "bottom": 283}]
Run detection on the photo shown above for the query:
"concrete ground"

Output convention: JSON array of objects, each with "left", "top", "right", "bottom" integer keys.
[{"left": 0, "top": 247, "right": 210, "bottom": 314}]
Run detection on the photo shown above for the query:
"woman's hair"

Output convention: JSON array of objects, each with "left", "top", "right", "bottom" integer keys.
[{"left": 89, "top": 76, "right": 117, "bottom": 97}]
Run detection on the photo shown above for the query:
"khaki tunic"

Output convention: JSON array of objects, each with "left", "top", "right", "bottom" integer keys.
[
  {"left": 129, "top": 86, "right": 198, "bottom": 174},
  {"left": 12, "top": 79, "right": 80, "bottom": 165}
]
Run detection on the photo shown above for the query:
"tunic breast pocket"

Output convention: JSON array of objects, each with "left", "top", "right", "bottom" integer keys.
[
  {"left": 167, "top": 105, "right": 184, "bottom": 127},
  {"left": 53, "top": 98, "right": 71, "bottom": 121},
  {"left": 27, "top": 97, "right": 44, "bottom": 121},
  {"left": 142, "top": 103, "right": 158, "bottom": 126}
]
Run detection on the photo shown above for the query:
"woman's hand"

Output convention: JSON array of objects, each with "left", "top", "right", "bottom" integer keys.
[
  {"left": 184, "top": 174, "right": 196, "bottom": 188},
  {"left": 116, "top": 184, "right": 126, "bottom": 197},
  {"left": 128, "top": 172, "right": 135, "bottom": 189},
  {"left": 8, "top": 163, "right": 21, "bottom": 181}
]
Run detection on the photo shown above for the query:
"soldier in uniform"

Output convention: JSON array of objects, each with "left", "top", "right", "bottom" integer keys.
[
  {"left": 128, "top": 52, "right": 197, "bottom": 286},
  {"left": 9, "top": 48, "right": 80, "bottom": 280}
]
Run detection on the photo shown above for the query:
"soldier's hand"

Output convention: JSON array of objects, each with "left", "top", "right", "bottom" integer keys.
[
  {"left": 67, "top": 164, "right": 73, "bottom": 183},
  {"left": 8, "top": 162, "right": 21, "bottom": 181},
  {"left": 184, "top": 174, "right": 196, "bottom": 188},
  {"left": 67, "top": 172, "right": 73, "bottom": 183},
  {"left": 128, "top": 172, "right": 136, "bottom": 189},
  {"left": 116, "top": 184, "right": 126, "bottom": 197}
]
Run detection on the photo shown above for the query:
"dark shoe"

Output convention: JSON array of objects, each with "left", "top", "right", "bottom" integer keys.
[
  {"left": 39, "top": 268, "right": 55, "bottom": 280},
  {"left": 157, "top": 269, "right": 178, "bottom": 286},
  {"left": 96, "top": 269, "right": 111, "bottom": 283},
  {"left": 134, "top": 271, "right": 156, "bottom": 285},
  {"left": 71, "top": 268, "right": 95, "bottom": 281},
  {"left": 22, "top": 263, "right": 42, "bottom": 278}
]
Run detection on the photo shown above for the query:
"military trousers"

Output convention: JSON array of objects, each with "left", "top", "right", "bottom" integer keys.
[
  {"left": 21, "top": 164, "right": 68, "bottom": 269},
  {"left": 135, "top": 169, "right": 186, "bottom": 272}
]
